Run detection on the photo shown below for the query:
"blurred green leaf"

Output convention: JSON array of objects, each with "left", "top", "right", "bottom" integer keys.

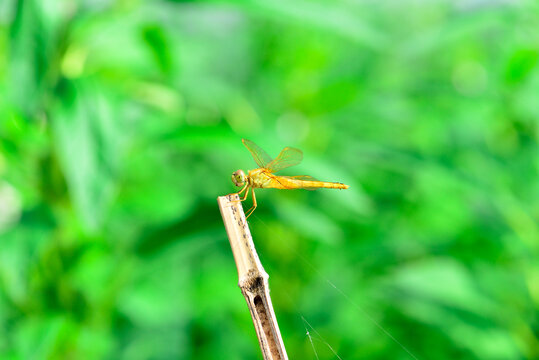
[
  {"left": 505, "top": 48, "right": 538, "bottom": 85},
  {"left": 51, "top": 80, "right": 123, "bottom": 232},
  {"left": 1, "top": 0, "right": 538, "bottom": 359}
]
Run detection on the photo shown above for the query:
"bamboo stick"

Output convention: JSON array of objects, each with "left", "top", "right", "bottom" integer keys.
[{"left": 217, "top": 194, "right": 288, "bottom": 360}]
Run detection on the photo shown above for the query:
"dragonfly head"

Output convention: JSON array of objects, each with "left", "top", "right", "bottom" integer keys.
[{"left": 231, "top": 170, "right": 246, "bottom": 187}]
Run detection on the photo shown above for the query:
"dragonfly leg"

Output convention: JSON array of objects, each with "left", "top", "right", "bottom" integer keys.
[
  {"left": 239, "top": 185, "right": 250, "bottom": 201},
  {"left": 245, "top": 188, "right": 257, "bottom": 218},
  {"left": 232, "top": 184, "right": 249, "bottom": 202}
]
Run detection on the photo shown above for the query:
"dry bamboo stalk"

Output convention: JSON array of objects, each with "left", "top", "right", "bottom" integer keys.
[{"left": 217, "top": 194, "right": 288, "bottom": 360}]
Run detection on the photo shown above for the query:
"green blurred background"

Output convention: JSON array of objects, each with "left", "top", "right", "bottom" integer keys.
[{"left": 0, "top": 0, "right": 538, "bottom": 359}]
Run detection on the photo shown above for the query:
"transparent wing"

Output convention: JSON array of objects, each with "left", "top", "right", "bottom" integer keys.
[
  {"left": 242, "top": 139, "right": 273, "bottom": 168},
  {"left": 279, "top": 175, "right": 319, "bottom": 190},
  {"left": 283, "top": 175, "right": 318, "bottom": 181},
  {"left": 266, "top": 146, "right": 303, "bottom": 173}
]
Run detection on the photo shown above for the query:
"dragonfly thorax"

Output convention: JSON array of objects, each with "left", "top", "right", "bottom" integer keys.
[{"left": 232, "top": 170, "right": 247, "bottom": 187}]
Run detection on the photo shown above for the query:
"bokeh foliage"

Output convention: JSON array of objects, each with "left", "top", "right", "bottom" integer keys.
[{"left": 0, "top": 0, "right": 538, "bottom": 359}]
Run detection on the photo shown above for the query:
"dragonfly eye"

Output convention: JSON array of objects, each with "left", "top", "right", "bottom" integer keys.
[{"left": 231, "top": 170, "right": 246, "bottom": 187}]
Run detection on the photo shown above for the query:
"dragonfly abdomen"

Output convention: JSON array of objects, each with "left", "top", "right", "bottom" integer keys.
[
  {"left": 248, "top": 169, "right": 349, "bottom": 190},
  {"left": 292, "top": 180, "right": 349, "bottom": 190},
  {"left": 269, "top": 177, "right": 349, "bottom": 190}
]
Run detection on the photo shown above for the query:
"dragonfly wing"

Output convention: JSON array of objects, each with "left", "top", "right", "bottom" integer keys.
[
  {"left": 284, "top": 175, "right": 318, "bottom": 181},
  {"left": 266, "top": 146, "right": 303, "bottom": 173},
  {"left": 242, "top": 139, "right": 273, "bottom": 168}
]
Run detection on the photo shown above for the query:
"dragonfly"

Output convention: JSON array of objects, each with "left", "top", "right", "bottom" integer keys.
[{"left": 232, "top": 139, "right": 349, "bottom": 218}]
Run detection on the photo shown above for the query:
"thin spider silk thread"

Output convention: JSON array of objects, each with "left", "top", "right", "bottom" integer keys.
[
  {"left": 303, "top": 320, "right": 321, "bottom": 360},
  {"left": 250, "top": 213, "right": 419, "bottom": 360},
  {"left": 302, "top": 316, "right": 343, "bottom": 360}
]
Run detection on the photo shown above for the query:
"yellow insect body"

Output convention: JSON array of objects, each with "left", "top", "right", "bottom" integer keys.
[
  {"left": 248, "top": 169, "right": 348, "bottom": 190},
  {"left": 232, "top": 139, "right": 349, "bottom": 218}
]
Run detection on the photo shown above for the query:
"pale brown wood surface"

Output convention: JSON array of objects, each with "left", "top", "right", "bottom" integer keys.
[{"left": 218, "top": 194, "right": 288, "bottom": 360}]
